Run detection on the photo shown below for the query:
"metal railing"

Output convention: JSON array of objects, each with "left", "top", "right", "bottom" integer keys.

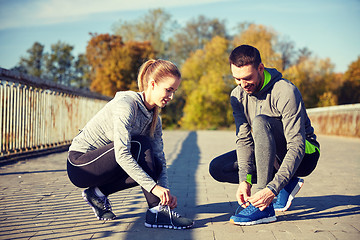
[{"left": 0, "top": 68, "right": 110, "bottom": 162}]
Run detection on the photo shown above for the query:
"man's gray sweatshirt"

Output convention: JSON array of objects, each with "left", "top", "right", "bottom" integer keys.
[{"left": 230, "top": 67, "right": 319, "bottom": 195}]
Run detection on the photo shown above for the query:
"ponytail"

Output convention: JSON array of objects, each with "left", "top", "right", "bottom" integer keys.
[
  {"left": 137, "top": 59, "right": 181, "bottom": 137},
  {"left": 137, "top": 59, "right": 156, "bottom": 92}
]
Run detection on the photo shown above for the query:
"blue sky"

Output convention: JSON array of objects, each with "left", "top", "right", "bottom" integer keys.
[{"left": 0, "top": 0, "right": 359, "bottom": 73}]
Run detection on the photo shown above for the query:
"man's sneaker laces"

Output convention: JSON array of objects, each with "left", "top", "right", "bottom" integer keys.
[{"left": 229, "top": 203, "right": 276, "bottom": 226}]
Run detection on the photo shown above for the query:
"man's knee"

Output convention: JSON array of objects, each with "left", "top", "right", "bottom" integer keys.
[
  {"left": 209, "top": 157, "right": 223, "bottom": 181},
  {"left": 252, "top": 115, "right": 270, "bottom": 131},
  {"left": 252, "top": 115, "right": 281, "bottom": 140}
]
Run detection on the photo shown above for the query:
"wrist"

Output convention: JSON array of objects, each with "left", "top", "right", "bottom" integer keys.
[
  {"left": 150, "top": 184, "right": 158, "bottom": 193},
  {"left": 266, "top": 186, "right": 277, "bottom": 196},
  {"left": 240, "top": 181, "right": 251, "bottom": 187}
]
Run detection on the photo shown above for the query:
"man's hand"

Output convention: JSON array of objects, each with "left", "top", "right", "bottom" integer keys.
[
  {"left": 248, "top": 187, "right": 275, "bottom": 211},
  {"left": 151, "top": 185, "right": 178, "bottom": 209},
  {"left": 236, "top": 181, "right": 251, "bottom": 207}
]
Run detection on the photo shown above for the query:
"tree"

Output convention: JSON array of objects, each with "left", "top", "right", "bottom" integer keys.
[
  {"left": 296, "top": 47, "right": 312, "bottom": 64},
  {"left": 180, "top": 36, "right": 234, "bottom": 129},
  {"left": 12, "top": 41, "right": 91, "bottom": 88},
  {"left": 233, "top": 24, "right": 283, "bottom": 70},
  {"left": 86, "top": 33, "right": 155, "bottom": 97},
  {"left": 338, "top": 56, "right": 360, "bottom": 104},
  {"left": 73, "top": 54, "right": 91, "bottom": 88},
  {"left": 15, "top": 42, "right": 45, "bottom": 77},
  {"left": 112, "top": 8, "right": 174, "bottom": 58},
  {"left": 44, "top": 41, "right": 75, "bottom": 85},
  {"left": 277, "top": 36, "right": 296, "bottom": 70},
  {"left": 318, "top": 91, "right": 338, "bottom": 107},
  {"left": 168, "top": 15, "right": 228, "bottom": 65},
  {"left": 283, "top": 56, "right": 337, "bottom": 108}
]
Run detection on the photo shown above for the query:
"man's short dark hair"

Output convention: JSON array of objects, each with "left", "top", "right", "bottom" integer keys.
[{"left": 229, "top": 45, "right": 262, "bottom": 68}]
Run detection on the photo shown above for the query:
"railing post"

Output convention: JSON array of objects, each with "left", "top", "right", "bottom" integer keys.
[{"left": 0, "top": 67, "right": 111, "bottom": 162}]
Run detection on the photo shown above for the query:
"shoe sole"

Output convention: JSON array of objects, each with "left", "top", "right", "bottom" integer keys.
[
  {"left": 144, "top": 222, "right": 194, "bottom": 230},
  {"left": 82, "top": 191, "right": 115, "bottom": 221},
  {"left": 274, "top": 179, "right": 304, "bottom": 212},
  {"left": 229, "top": 216, "right": 277, "bottom": 226}
]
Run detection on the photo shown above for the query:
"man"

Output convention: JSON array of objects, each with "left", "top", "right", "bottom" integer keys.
[{"left": 209, "top": 45, "right": 320, "bottom": 225}]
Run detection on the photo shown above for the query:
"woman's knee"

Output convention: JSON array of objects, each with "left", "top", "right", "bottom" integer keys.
[{"left": 131, "top": 135, "right": 161, "bottom": 180}]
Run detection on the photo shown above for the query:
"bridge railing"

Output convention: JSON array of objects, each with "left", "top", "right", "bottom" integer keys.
[
  {"left": 307, "top": 103, "right": 360, "bottom": 138},
  {"left": 0, "top": 68, "right": 110, "bottom": 162},
  {"left": 1, "top": 67, "right": 359, "bottom": 163}
]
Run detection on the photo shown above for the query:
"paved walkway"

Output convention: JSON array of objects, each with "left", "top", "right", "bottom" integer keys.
[{"left": 0, "top": 131, "right": 359, "bottom": 240}]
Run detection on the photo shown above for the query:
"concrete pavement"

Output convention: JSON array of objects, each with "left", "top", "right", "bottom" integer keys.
[{"left": 0, "top": 131, "right": 359, "bottom": 239}]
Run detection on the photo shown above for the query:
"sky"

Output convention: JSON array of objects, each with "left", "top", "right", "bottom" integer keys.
[{"left": 0, "top": 0, "right": 359, "bottom": 73}]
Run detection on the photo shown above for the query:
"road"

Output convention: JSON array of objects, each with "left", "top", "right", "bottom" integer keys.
[{"left": 0, "top": 131, "right": 359, "bottom": 239}]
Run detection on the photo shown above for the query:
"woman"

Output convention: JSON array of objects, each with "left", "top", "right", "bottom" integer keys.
[{"left": 67, "top": 59, "right": 194, "bottom": 229}]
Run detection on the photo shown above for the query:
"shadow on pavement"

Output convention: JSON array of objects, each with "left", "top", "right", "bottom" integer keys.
[
  {"left": 189, "top": 201, "right": 237, "bottom": 228},
  {"left": 183, "top": 194, "right": 360, "bottom": 227},
  {"left": 123, "top": 131, "right": 200, "bottom": 239},
  {"left": 0, "top": 169, "right": 66, "bottom": 175},
  {"left": 277, "top": 194, "right": 360, "bottom": 221}
]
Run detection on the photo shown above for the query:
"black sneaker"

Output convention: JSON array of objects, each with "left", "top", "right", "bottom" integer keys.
[
  {"left": 82, "top": 187, "right": 116, "bottom": 220},
  {"left": 145, "top": 205, "right": 194, "bottom": 229}
]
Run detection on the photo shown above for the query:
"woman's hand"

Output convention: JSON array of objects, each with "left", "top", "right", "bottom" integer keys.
[
  {"left": 247, "top": 187, "right": 275, "bottom": 211},
  {"left": 236, "top": 181, "right": 251, "bottom": 207},
  {"left": 151, "top": 185, "right": 177, "bottom": 209}
]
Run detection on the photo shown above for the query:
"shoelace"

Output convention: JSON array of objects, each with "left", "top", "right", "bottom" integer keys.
[
  {"left": 158, "top": 205, "right": 181, "bottom": 227},
  {"left": 235, "top": 201, "right": 252, "bottom": 215},
  {"left": 98, "top": 196, "right": 112, "bottom": 211}
]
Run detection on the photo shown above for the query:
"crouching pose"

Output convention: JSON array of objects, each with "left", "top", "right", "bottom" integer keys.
[
  {"left": 209, "top": 45, "right": 320, "bottom": 225},
  {"left": 67, "top": 59, "right": 194, "bottom": 229}
]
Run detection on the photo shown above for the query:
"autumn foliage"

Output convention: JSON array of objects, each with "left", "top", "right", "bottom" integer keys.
[
  {"left": 180, "top": 36, "right": 234, "bottom": 129},
  {"left": 14, "top": 9, "right": 360, "bottom": 130},
  {"left": 86, "top": 33, "right": 155, "bottom": 97}
]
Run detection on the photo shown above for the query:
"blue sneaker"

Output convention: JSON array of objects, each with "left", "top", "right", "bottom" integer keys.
[
  {"left": 274, "top": 177, "right": 304, "bottom": 212},
  {"left": 229, "top": 203, "right": 276, "bottom": 226}
]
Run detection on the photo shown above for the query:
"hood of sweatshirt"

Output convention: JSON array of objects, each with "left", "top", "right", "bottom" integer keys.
[
  {"left": 251, "top": 67, "right": 283, "bottom": 99},
  {"left": 114, "top": 91, "right": 153, "bottom": 118}
]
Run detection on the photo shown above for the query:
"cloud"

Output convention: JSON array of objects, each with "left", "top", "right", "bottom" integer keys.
[{"left": 0, "top": 0, "right": 227, "bottom": 30}]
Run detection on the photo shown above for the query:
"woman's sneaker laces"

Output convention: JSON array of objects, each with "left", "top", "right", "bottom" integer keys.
[
  {"left": 145, "top": 204, "right": 194, "bottom": 229},
  {"left": 82, "top": 187, "right": 116, "bottom": 220}
]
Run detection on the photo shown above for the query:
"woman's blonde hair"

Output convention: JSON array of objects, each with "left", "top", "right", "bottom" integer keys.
[{"left": 137, "top": 59, "right": 181, "bottom": 137}]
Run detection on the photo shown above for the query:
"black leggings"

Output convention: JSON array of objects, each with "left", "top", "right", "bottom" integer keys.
[
  {"left": 209, "top": 149, "right": 319, "bottom": 184},
  {"left": 67, "top": 135, "right": 162, "bottom": 208}
]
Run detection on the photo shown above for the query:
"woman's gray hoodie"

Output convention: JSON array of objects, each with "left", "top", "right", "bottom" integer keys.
[
  {"left": 69, "top": 91, "right": 168, "bottom": 193},
  {"left": 230, "top": 68, "right": 319, "bottom": 195}
]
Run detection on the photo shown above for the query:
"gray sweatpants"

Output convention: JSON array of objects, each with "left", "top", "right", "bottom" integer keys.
[{"left": 209, "top": 115, "right": 319, "bottom": 194}]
